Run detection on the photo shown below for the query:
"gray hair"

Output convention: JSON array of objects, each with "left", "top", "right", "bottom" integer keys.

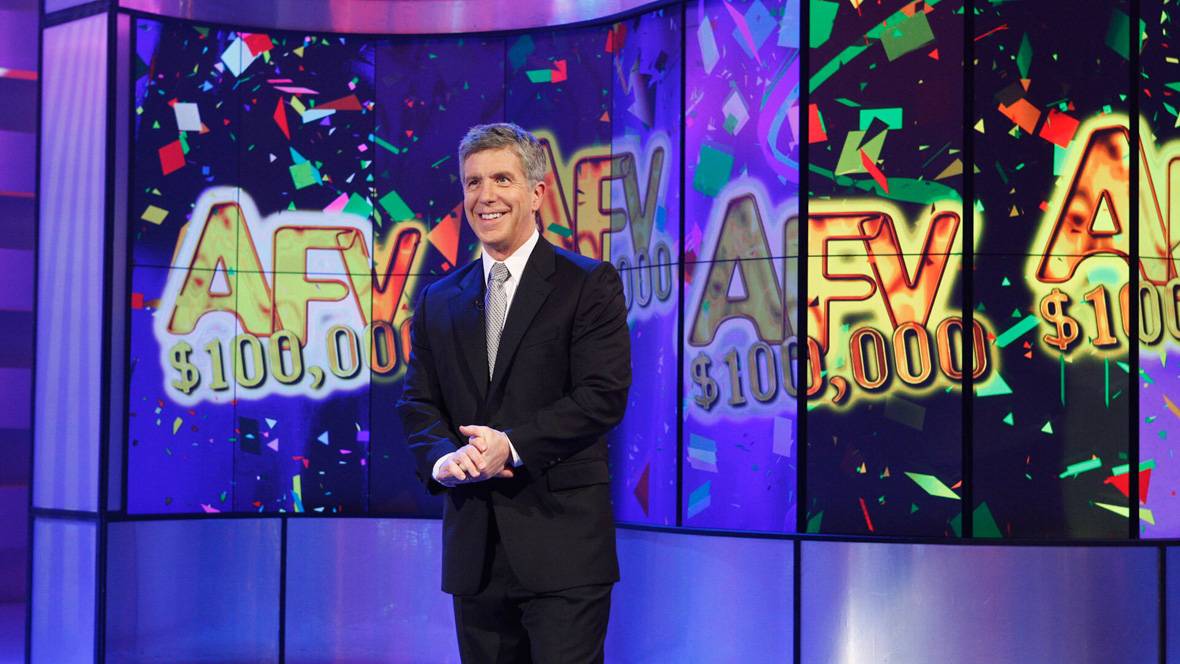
[{"left": 458, "top": 123, "right": 548, "bottom": 186}]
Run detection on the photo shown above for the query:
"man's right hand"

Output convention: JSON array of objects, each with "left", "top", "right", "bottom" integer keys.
[{"left": 434, "top": 443, "right": 489, "bottom": 485}]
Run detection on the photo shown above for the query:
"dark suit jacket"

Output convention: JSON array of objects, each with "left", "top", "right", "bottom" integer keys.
[{"left": 397, "top": 237, "right": 631, "bottom": 596}]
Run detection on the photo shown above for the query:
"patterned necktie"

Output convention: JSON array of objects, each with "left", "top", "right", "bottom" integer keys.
[{"left": 485, "top": 262, "right": 510, "bottom": 377}]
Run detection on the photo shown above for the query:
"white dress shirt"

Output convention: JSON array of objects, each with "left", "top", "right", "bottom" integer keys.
[{"left": 432, "top": 230, "right": 539, "bottom": 483}]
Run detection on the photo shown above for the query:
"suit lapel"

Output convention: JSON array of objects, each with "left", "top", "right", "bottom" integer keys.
[
  {"left": 489, "top": 238, "right": 556, "bottom": 391},
  {"left": 449, "top": 262, "right": 489, "bottom": 402}
]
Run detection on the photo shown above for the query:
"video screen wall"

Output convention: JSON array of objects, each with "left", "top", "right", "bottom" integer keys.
[
  {"left": 123, "top": 0, "right": 1179, "bottom": 539},
  {"left": 125, "top": 5, "right": 700, "bottom": 524}
]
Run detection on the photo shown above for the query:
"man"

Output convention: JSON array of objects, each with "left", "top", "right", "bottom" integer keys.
[{"left": 397, "top": 123, "right": 631, "bottom": 664}]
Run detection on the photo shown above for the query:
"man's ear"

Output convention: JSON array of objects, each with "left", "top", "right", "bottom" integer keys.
[{"left": 531, "top": 180, "right": 546, "bottom": 211}]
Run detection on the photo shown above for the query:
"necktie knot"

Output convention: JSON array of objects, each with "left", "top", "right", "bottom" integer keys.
[{"left": 490, "top": 261, "right": 509, "bottom": 285}]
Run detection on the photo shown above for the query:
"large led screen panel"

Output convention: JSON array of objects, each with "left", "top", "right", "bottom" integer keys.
[
  {"left": 806, "top": 0, "right": 968, "bottom": 536},
  {"left": 680, "top": 0, "right": 799, "bottom": 532},
  {"left": 972, "top": 0, "right": 1132, "bottom": 538},
  {"left": 606, "top": 9, "right": 683, "bottom": 526}
]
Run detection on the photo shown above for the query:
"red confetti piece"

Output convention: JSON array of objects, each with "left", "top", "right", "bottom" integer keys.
[
  {"left": 274, "top": 98, "right": 290, "bottom": 140},
  {"left": 243, "top": 33, "right": 274, "bottom": 56},
  {"left": 808, "top": 104, "right": 827, "bottom": 143},
  {"left": 1039, "top": 109, "right": 1080, "bottom": 149},
  {"left": 860, "top": 149, "right": 889, "bottom": 194},
  {"left": 551, "top": 60, "right": 568, "bottom": 84},
  {"left": 158, "top": 140, "right": 185, "bottom": 176}
]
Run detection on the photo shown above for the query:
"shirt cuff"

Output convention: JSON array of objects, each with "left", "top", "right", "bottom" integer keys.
[{"left": 506, "top": 434, "right": 523, "bottom": 467}]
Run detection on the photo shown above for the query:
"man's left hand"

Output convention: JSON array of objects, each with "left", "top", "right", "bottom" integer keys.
[{"left": 458, "top": 425, "right": 515, "bottom": 479}]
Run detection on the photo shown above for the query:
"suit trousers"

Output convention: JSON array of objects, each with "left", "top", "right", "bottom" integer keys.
[{"left": 452, "top": 510, "right": 613, "bottom": 664}]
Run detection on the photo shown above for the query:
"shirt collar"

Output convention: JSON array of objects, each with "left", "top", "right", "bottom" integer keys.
[{"left": 481, "top": 229, "right": 540, "bottom": 284}]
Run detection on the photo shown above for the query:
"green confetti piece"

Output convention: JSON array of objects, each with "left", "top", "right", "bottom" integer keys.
[
  {"left": 1053, "top": 144, "right": 1069, "bottom": 176},
  {"left": 378, "top": 190, "right": 414, "bottom": 221},
  {"left": 172, "top": 417, "right": 183, "bottom": 434},
  {"left": 1111, "top": 460, "right": 1155, "bottom": 476},
  {"left": 1016, "top": 33, "right": 1032, "bottom": 79},
  {"left": 1059, "top": 457, "right": 1102, "bottom": 478},
  {"left": 973, "top": 503, "right": 1003, "bottom": 538},
  {"left": 904, "top": 472, "right": 960, "bottom": 499},
  {"left": 1011, "top": 308, "right": 1023, "bottom": 318},
  {"left": 859, "top": 108, "right": 903, "bottom": 131},
  {"left": 1002, "top": 412, "right": 1014, "bottom": 426},
  {"left": 810, "top": 0, "right": 840, "bottom": 48},
  {"left": 1105, "top": 8, "right": 1144, "bottom": 60},
  {"left": 1105, "top": 356, "right": 1110, "bottom": 408},
  {"left": 342, "top": 193, "right": 373, "bottom": 218},
  {"left": 976, "top": 372, "right": 1013, "bottom": 397},
  {"left": 1041, "top": 421, "right": 1054, "bottom": 434},
  {"left": 547, "top": 223, "right": 573, "bottom": 238},
  {"left": 920, "top": 142, "right": 950, "bottom": 169},
  {"left": 290, "top": 161, "right": 320, "bottom": 189},
  {"left": 994, "top": 315, "right": 1040, "bottom": 348},
  {"left": 806, "top": 510, "right": 824, "bottom": 533},
  {"left": 525, "top": 69, "right": 553, "bottom": 83},
  {"left": 1001, "top": 276, "right": 1011, "bottom": 286},
  {"left": 692, "top": 144, "right": 735, "bottom": 197},
  {"left": 810, "top": 44, "right": 869, "bottom": 94},
  {"left": 911, "top": 503, "right": 919, "bottom": 513},
  {"left": 880, "top": 11, "right": 936, "bottom": 61},
  {"left": 371, "top": 134, "right": 400, "bottom": 154}
]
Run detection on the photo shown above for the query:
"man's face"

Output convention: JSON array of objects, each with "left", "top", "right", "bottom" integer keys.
[{"left": 462, "top": 147, "right": 545, "bottom": 261}]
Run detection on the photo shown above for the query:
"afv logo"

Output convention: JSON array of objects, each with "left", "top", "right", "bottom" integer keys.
[{"left": 155, "top": 187, "right": 424, "bottom": 405}]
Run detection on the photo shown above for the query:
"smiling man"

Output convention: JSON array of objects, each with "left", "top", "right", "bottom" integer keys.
[{"left": 397, "top": 123, "right": 632, "bottom": 664}]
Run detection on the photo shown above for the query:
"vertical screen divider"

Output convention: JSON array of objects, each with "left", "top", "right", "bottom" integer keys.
[
  {"left": 795, "top": 0, "right": 809, "bottom": 655},
  {"left": 797, "top": 0, "right": 810, "bottom": 537},
  {"left": 1130, "top": 0, "right": 1141, "bottom": 540},
  {"left": 27, "top": 3, "right": 46, "bottom": 661},
  {"left": 962, "top": 0, "right": 975, "bottom": 539},
  {"left": 96, "top": 7, "right": 121, "bottom": 663},
  {"left": 120, "top": 12, "right": 136, "bottom": 519},
  {"left": 676, "top": 0, "right": 687, "bottom": 528}
]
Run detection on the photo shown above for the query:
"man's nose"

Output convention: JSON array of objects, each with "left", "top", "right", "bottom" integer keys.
[{"left": 478, "top": 181, "right": 498, "bottom": 202}]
